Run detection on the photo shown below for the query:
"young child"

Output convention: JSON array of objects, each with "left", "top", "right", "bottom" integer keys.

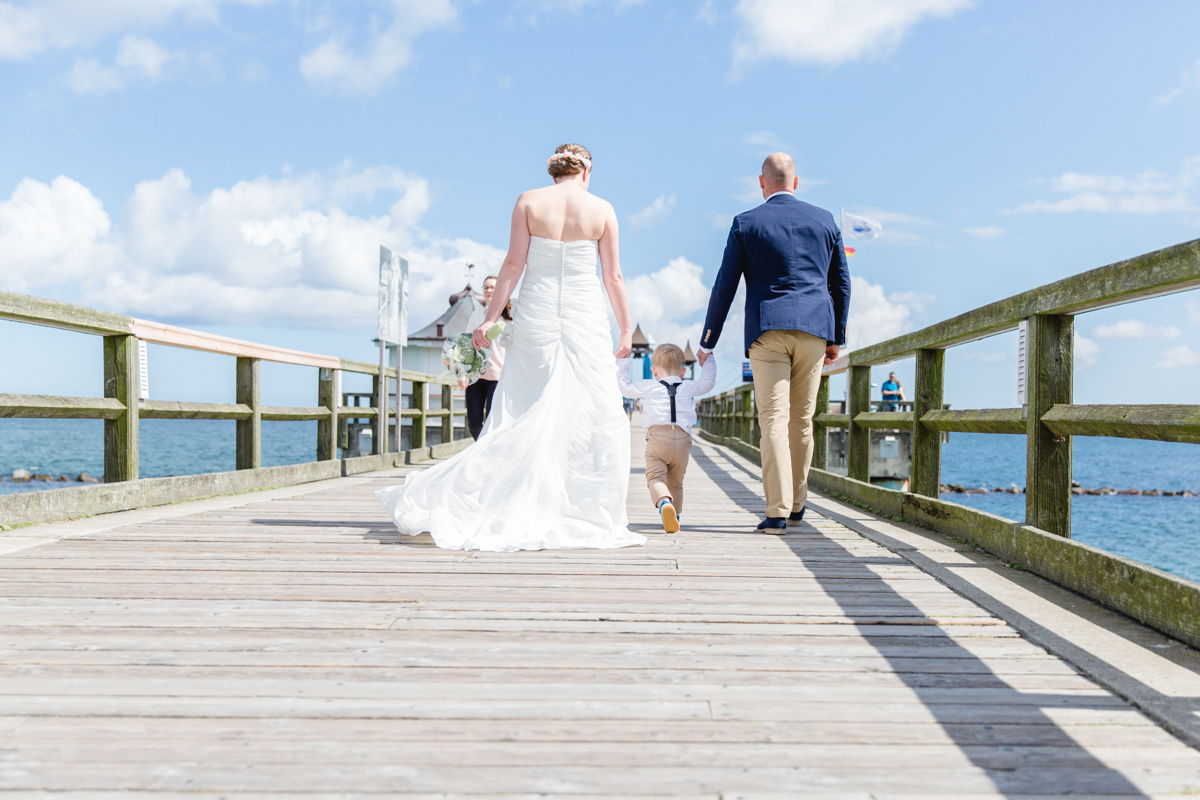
[{"left": 617, "top": 344, "right": 717, "bottom": 533}]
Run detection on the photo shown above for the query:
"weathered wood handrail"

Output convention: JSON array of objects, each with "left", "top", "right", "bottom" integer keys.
[
  {"left": 695, "top": 237, "right": 1200, "bottom": 651},
  {"left": 699, "top": 236, "right": 1200, "bottom": 542},
  {"left": 1, "top": 288, "right": 467, "bottom": 484}
]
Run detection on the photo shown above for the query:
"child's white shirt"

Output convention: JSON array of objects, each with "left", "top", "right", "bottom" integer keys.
[{"left": 616, "top": 356, "right": 717, "bottom": 435}]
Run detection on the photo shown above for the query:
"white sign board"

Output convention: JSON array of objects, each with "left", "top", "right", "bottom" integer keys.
[
  {"left": 1017, "top": 320, "right": 1028, "bottom": 407},
  {"left": 137, "top": 339, "right": 149, "bottom": 401},
  {"left": 378, "top": 245, "right": 409, "bottom": 346}
]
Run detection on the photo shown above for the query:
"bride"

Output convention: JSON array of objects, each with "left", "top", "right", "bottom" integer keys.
[{"left": 376, "top": 144, "right": 646, "bottom": 552}]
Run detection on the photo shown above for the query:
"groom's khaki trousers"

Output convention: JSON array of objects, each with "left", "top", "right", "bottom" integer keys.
[{"left": 749, "top": 330, "right": 827, "bottom": 519}]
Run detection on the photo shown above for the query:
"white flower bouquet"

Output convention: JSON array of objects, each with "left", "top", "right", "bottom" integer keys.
[{"left": 439, "top": 321, "right": 506, "bottom": 386}]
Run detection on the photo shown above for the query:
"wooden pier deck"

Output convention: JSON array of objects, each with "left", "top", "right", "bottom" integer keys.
[{"left": 3, "top": 430, "right": 1200, "bottom": 797}]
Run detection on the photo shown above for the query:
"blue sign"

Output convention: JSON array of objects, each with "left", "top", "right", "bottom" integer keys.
[{"left": 742, "top": 361, "right": 753, "bottom": 382}]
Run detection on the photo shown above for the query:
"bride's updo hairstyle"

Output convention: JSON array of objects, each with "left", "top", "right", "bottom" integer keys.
[{"left": 547, "top": 143, "right": 592, "bottom": 179}]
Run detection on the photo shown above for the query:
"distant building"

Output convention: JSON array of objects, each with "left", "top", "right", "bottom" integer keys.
[
  {"left": 385, "top": 285, "right": 483, "bottom": 449},
  {"left": 395, "top": 285, "right": 484, "bottom": 376}
]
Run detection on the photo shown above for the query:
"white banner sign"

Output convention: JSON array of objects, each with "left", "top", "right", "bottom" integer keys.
[{"left": 378, "top": 245, "right": 409, "bottom": 346}]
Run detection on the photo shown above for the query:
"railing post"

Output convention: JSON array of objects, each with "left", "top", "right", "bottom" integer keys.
[
  {"left": 750, "top": 388, "right": 760, "bottom": 449},
  {"left": 103, "top": 335, "right": 139, "bottom": 483},
  {"left": 812, "top": 375, "right": 830, "bottom": 470},
  {"left": 236, "top": 357, "right": 261, "bottom": 470},
  {"left": 411, "top": 380, "right": 427, "bottom": 449},
  {"left": 441, "top": 383, "right": 453, "bottom": 444},
  {"left": 317, "top": 367, "right": 340, "bottom": 461},
  {"left": 371, "top": 371, "right": 384, "bottom": 456},
  {"left": 848, "top": 365, "right": 871, "bottom": 483},
  {"left": 1026, "top": 314, "right": 1073, "bottom": 537},
  {"left": 911, "top": 348, "right": 944, "bottom": 497},
  {"left": 740, "top": 386, "right": 752, "bottom": 443}
]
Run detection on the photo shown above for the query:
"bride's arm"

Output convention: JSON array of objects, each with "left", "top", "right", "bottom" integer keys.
[
  {"left": 472, "top": 197, "right": 531, "bottom": 349},
  {"left": 598, "top": 203, "right": 633, "bottom": 358}
]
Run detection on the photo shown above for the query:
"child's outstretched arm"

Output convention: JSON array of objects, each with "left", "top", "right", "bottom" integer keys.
[
  {"left": 688, "top": 353, "right": 718, "bottom": 396},
  {"left": 615, "top": 357, "right": 644, "bottom": 399}
]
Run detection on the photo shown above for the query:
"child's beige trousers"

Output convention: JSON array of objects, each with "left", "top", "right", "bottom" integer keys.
[{"left": 645, "top": 425, "right": 693, "bottom": 514}]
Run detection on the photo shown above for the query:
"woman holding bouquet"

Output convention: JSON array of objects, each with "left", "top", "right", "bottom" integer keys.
[{"left": 377, "top": 144, "right": 644, "bottom": 552}]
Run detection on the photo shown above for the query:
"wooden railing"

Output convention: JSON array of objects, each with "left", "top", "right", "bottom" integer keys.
[
  {"left": 697, "top": 237, "right": 1200, "bottom": 649},
  {"left": 0, "top": 289, "right": 466, "bottom": 484},
  {"left": 700, "top": 237, "right": 1200, "bottom": 539}
]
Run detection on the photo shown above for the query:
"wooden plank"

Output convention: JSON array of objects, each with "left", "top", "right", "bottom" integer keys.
[
  {"left": 131, "top": 318, "right": 339, "bottom": 369},
  {"left": 813, "top": 412, "right": 849, "bottom": 428},
  {"left": 812, "top": 375, "right": 829, "bottom": 469},
  {"left": 1025, "top": 314, "right": 1073, "bottom": 538},
  {"left": 139, "top": 400, "right": 252, "bottom": 420},
  {"left": 0, "top": 288, "right": 132, "bottom": 335},
  {"left": 2, "top": 428, "right": 1198, "bottom": 796},
  {"left": 920, "top": 408, "right": 1026, "bottom": 434},
  {"left": 316, "top": 368, "right": 339, "bottom": 461},
  {"left": 1041, "top": 403, "right": 1200, "bottom": 443},
  {"left": 847, "top": 365, "right": 871, "bottom": 482},
  {"left": 411, "top": 378, "right": 427, "bottom": 449},
  {"left": 853, "top": 411, "right": 913, "bottom": 429},
  {"left": 236, "top": 357, "right": 261, "bottom": 469},
  {"left": 911, "top": 348, "right": 944, "bottom": 498},
  {"left": 0, "top": 393, "right": 125, "bottom": 419},
  {"left": 102, "top": 334, "right": 138, "bottom": 483},
  {"left": 261, "top": 405, "right": 331, "bottom": 421},
  {"left": 850, "top": 236, "right": 1200, "bottom": 366}
]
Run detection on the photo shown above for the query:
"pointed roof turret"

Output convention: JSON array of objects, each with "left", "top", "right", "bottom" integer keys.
[
  {"left": 682, "top": 341, "right": 696, "bottom": 365},
  {"left": 630, "top": 323, "right": 651, "bottom": 357}
]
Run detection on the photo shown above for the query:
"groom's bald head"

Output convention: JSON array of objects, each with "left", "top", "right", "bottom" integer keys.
[{"left": 760, "top": 153, "right": 798, "bottom": 196}]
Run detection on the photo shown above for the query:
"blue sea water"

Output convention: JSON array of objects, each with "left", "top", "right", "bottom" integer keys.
[
  {"left": 940, "top": 433, "right": 1200, "bottom": 582},
  {"left": 2, "top": 420, "right": 1198, "bottom": 581}
]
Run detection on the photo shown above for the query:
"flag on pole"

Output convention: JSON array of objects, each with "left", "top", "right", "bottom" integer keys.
[
  {"left": 845, "top": 247, "right": 856, "bottom": 257},
  {"left": 841, "top": 209, "right": 883, "bottom": 240}
]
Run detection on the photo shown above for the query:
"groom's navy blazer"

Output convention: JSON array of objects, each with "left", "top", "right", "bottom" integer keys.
[{"left": 701, "top": 193, "right": 851, "bottom": 356}]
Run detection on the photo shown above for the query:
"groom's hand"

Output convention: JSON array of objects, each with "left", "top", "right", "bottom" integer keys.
[
  {"left": 697, "top": 349, "right": 709, "bottom": 366},
  {"left": 824, "top": 344, "right": 840, "bottom": 365}
]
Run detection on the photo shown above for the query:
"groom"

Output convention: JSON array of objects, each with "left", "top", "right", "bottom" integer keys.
[{"left": 698, "top": 153, "right": 851, "bottom": 532}]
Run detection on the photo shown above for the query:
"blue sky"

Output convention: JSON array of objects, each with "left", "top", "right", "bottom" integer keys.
[{"left": 2, "top": 0, "right": 1199, "bottom": 408}]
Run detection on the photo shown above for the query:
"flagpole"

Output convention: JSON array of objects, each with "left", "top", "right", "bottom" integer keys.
[{"left": 840, "top": 206, "right": 845, "bottom": 233}]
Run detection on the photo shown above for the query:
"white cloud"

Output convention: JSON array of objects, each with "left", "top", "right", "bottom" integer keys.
[
  {"left": 629, "top": 194, "right": 676, "bottom": 229},
  {"left": 1006, "top": 157, "right": 1200, "bottom": 217},
  {"left": 299, "top": 0, "right": 456, "bottom": 96},
  {"left": 731, "top": 0, "right": 972, "bottom": 70},
  {"left": 0, "top": 175, "right": 119, "bottom": 291},
  {"left": 0, "top": 0, "right": 267, "bottom": 61},
  {"left": 626, "top": 256, "right": 710, "bottom": 333},
  {"left": 1156, "top": 345, "right": 1200, "bottom": 369},
  {"left": 845, "top": 277, "right": 933, "bottom": 351},
  {"left": 1187, "top": 300, "right": 1200, "bottom": 326},
  {"left": 0, "top": 165, "right": 506, "bottom": 330},
  {"left": 1093, "top": 318, "right": 1182, "bottom": 340},
  {"left": 964, "top": 225, "right": 1004, "bottom": 238},
  {"left": 743, "top": 130, "right": 788, "bottom": 151},
  {"left": 1075, "top": 335, "right": 1101, "bottom": 367},
  {"left": 1155, "top": 59, "right": 1200, "bottom": 106},
  {"left": 65, "top": 34, "right": 180, "bottom": 94},
  {"left": 961, "top": 350, "right": 1009, "bottom": 364}
]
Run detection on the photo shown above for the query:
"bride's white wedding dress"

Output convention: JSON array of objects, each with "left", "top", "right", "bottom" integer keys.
[{"left": 376, "top": 235, "right": 645, "bottom": 552}]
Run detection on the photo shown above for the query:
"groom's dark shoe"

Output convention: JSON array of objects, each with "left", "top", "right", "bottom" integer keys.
[
  {"left": 788, "top": 508, "right": 806, "bottom": 527},
  {"left": 757, "top": 516, "right": 787, "bottom": 533}
]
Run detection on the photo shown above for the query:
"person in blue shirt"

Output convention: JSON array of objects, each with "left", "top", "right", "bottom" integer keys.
[{"left": 881, "top": 372, "right": 904, "bottom": 412}]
